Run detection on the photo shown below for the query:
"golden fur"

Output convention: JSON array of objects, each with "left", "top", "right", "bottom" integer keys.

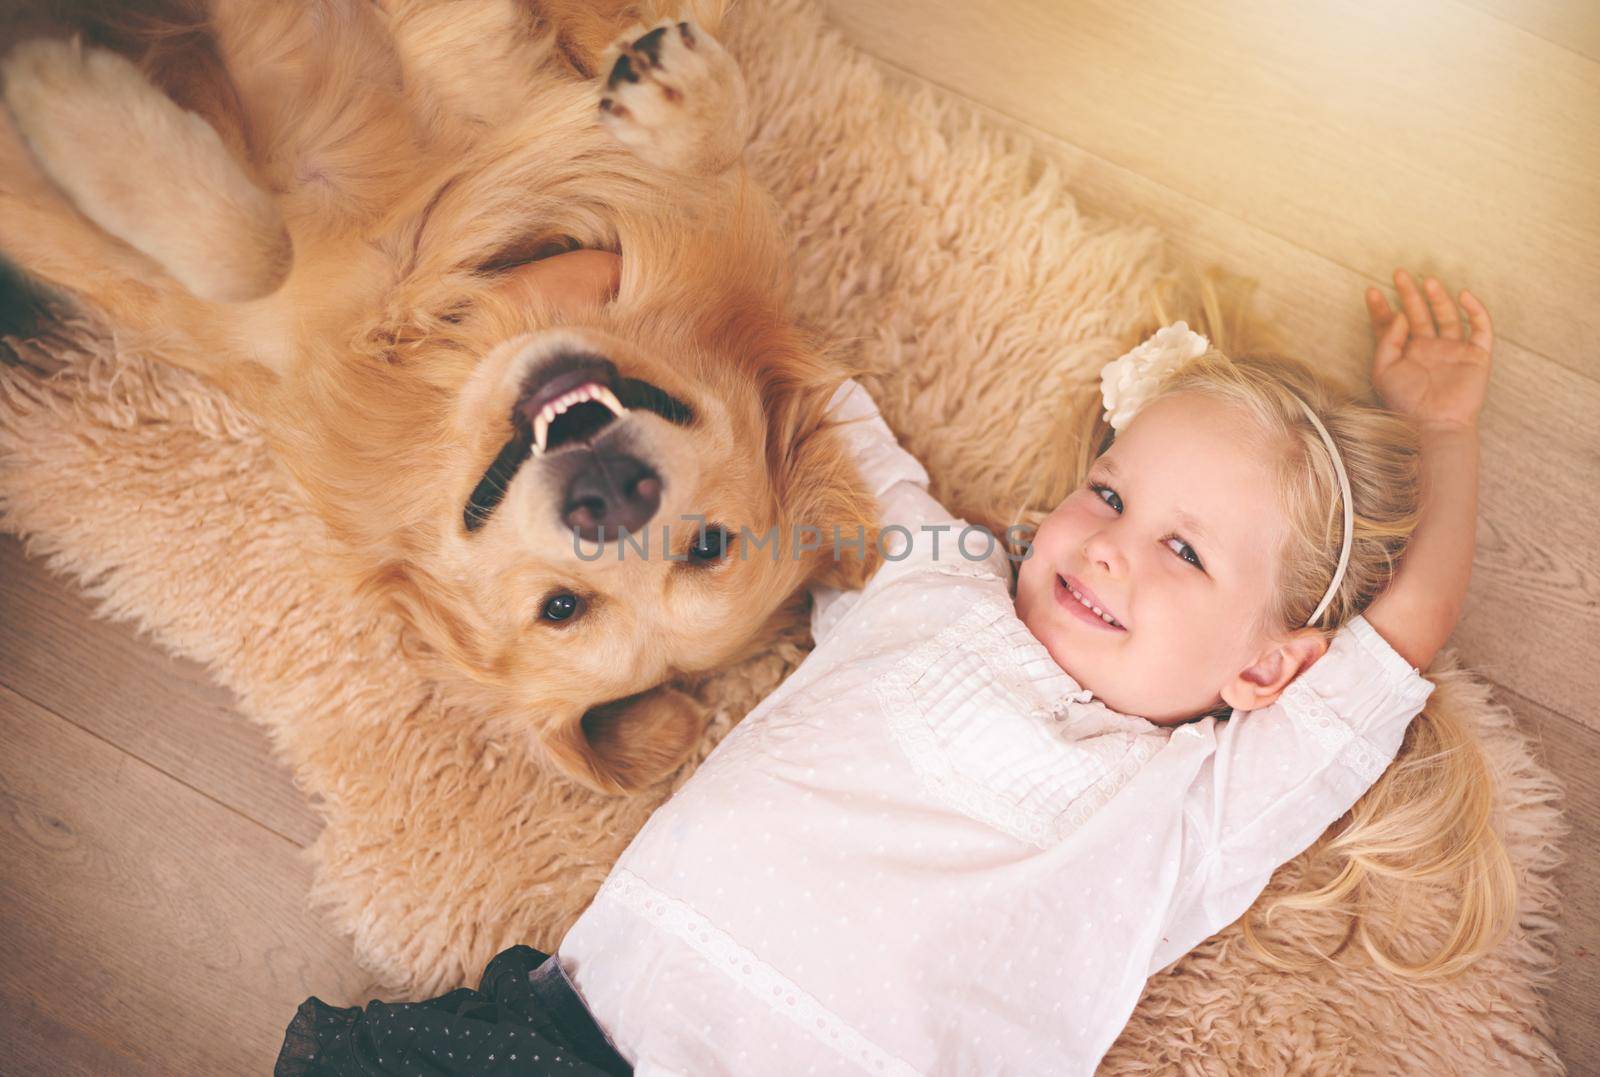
[{"left": 0, "top": 0, "right": 877, "bottom": 795}]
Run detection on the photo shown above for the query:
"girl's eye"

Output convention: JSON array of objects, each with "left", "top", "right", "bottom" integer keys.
[
  {"left": 1164, "top": 537, "right": 1205, "bottom": 571},
  {"left": 1092, "top": 481, "right": 1205, "bottom": 572},
  {"left": 1089, "top": 481, "right": 1122, "bottom": 513},
  {"left": 539, "top": 592, "right": 584, "bottom": 623}
]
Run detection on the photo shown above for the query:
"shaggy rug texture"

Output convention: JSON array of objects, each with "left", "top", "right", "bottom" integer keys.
[{"left": 0, "top": 0, "right": 1567, "bottom": 1071}]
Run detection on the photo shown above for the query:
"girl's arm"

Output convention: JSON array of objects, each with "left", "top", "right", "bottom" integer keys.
[
  {"left": 807, "top": 379, "right": 932, "bottom": 643},
  {"left": 1360, "top": 270, "right": 1493, "bottom": 671},
  {"left": 1363, "top": 425, "right": 1479, "bottom": 670},
  {"left": 1153, "top": 611, "right": 1436, "bottom": 975},
  {"left": 808, "top": 380, "right": 1009, "bottom": 643}
]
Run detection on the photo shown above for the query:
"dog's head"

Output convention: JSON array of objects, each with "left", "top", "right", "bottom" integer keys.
[{"left": 360, "top": 242, "right": 877, "bottom": 796}]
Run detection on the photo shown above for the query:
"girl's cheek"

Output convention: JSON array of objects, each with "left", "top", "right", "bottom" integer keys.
[
  {"left": 1056, "top": 501, "right": 1100, "bottom": 536},
  {"left": 1036, "top": 511, "right": 1081, "bottom": 557}
]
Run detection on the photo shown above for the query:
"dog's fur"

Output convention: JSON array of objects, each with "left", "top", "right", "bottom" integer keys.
[{"left": 0, "top": 0, "right": 877, "bottom": 795}]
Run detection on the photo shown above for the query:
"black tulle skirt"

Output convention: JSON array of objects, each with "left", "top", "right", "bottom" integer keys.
[{"left": 275, "top": 945, "right": 632, "bottom": 1076}]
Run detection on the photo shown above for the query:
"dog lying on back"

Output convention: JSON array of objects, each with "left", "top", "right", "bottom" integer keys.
[{"left": 0, "top": 0, "right": 877, "bottom": 795}]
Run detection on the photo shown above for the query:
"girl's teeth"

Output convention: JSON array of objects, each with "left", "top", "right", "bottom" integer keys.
[{"left": 1068, "top": 584, "right": 1119, "bottom": 626}]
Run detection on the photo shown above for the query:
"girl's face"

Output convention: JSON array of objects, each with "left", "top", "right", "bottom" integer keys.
[{"left": 1014, "top": 392, "right": 1294, "bottom": 725}]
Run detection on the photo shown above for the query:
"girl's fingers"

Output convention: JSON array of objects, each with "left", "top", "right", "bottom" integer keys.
[
  {"left": 1374, "top": 310, "right": 1409, "bottom": 374},
  {"left": 1460, "top": 289, "right": 1494, "bottom": 354},
  {"left": 1395, "top": 269, "right": 1436, "bottom": 337},
  {"left": 1424, "top": 277, "right": 1462, "bottom": 340},
  {"left": 1364, "top": 286, "right": 1395, "bottom": 336}
]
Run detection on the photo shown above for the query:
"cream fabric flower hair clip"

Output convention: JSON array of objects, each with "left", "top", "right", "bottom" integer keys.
[{"left": 1099, "top": 322, "right": 1210, "bottom": 431}]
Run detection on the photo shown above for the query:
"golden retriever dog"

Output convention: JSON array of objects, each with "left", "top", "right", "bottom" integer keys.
[{"left": 0, "top": 0, "right": 877, "bottom": 795}]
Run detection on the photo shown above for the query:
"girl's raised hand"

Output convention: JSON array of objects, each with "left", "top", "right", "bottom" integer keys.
[{"left": 1365, "top": 269, "right": 1493, "bottom": 432}]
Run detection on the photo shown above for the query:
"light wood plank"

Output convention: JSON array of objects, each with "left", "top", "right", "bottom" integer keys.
[
  {"left": 1501, "top": 685, "right": 1600, "bottom": 1071},
  {"left": 0, "top": 534, "right": 322, "bottom": 847},
  {"left": 818, "top": 0, "right": 1600, "bottom": 378},
  {"left": 855, "top": 61, "right": 1600, "bottom": 730},
  {"left": 1458, "top": 0, "right": 1600, "bottom": 64},
  {"left": 0, "top": 685, "right": 373, "bottom": 1076}
]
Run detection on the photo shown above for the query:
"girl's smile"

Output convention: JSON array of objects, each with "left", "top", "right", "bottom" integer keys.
[{"left": 1055, "top": 573, "right": 1127, "bottom": 630}]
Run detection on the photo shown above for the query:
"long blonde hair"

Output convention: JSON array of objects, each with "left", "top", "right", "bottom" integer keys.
[{"left": 996, "top": 271, "right": 1516, "bottom": 980}]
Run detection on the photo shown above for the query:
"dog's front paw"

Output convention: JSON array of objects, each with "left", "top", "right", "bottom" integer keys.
[{"left": 598, "top": 20, "right": 750, "bottom": 176}]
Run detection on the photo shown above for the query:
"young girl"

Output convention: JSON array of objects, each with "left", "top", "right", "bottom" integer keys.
[{"left": 277, "top": 264, "right": 1507, "bottom": 1076}]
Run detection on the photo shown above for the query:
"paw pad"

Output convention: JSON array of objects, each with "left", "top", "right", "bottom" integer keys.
[
  {"left": 596, "top": 19, "right": 749, "bottom": 175},
  {"left": 604, "top": 22, "right": 698, "bottom": 90}
]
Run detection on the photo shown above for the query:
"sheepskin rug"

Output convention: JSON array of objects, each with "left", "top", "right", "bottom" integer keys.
[{"left": 0, "top": 0, "right": 1566, "bottom": 1070}]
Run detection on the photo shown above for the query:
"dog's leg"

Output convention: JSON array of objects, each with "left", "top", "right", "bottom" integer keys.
[
  {"left": 377, "top": 0, "right": 568, "bottom": 137},
  {"left": 0, "top": 39, "right": 292, "bottom": 305},
  {"left": 203, "top": 0, "right": 426, "bottom": 236},
  {"left": 597, "top": 20, "right": 751, "bottom": 176}
]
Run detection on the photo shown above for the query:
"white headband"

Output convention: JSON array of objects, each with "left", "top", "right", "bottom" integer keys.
[{"left": 1099, "top": 322, "right": 1353, "bottom": 628}]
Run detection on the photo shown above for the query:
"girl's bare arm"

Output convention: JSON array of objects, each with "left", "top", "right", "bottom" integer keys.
[{"left": 1360, "top": 269, "right": 1493, "bottom": 671}]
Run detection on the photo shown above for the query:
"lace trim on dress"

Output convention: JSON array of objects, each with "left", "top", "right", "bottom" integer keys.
[
  {"left": 1346, "top": 614, "right": 1437, "bottom": 711},
  {"left": 873, "top": 596, "right": 1167, "bottom": 849},
  {"left": 1276, "top": 617, "right": 1434, "bottom": 786},
  {"left": 1279, "top": 676, "right": 1389, "bottom": 785},
  {"left": 597, "top": 869, "right": 925, "bottom": 1077}
]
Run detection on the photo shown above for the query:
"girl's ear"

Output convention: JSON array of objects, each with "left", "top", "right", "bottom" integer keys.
[{"left": 1220, "top": 630, "right": 1330, "bottom": 712}]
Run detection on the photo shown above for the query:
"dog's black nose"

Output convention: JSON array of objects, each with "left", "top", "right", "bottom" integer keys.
[{"left": 561, "top": 453, "right": 662, "bottom": 542}]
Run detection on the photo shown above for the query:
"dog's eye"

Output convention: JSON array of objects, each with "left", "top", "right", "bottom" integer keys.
[
  {"left": 539, "top": 592, "right": 584, "bottom": 623},
  {"left": 688, "top": 525, "right": 731, "bottom": 563}
]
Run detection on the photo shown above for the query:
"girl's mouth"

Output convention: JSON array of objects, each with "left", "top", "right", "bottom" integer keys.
[{"left": 1055, "top": 574, "right": 1126, "bottom": 631}]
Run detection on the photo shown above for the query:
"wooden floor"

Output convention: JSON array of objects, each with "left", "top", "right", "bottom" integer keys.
[{"left": 3, "top": 1, "right": 1597, "bottom": 1073}]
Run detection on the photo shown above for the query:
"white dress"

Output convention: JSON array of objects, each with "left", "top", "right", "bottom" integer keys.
[{"left": 556, "top": 381, "right": 1435, "bottom": 1076}]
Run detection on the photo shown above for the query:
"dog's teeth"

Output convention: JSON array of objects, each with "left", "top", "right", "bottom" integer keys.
[{"left": 529, "top": 383, "right": 623, "bottom": 456}]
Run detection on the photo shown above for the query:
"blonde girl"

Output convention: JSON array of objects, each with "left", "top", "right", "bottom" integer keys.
[
  {"left": 279, "top": 262, "right": 1513, "bottom": 1077},
  {"left": 998, "top": 269, "right": 1516, "bottom": 983}
]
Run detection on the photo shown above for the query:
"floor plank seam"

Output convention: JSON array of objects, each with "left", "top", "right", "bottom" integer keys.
[{"left": 0, "top": 680, "right": 311, "bottom": 851}]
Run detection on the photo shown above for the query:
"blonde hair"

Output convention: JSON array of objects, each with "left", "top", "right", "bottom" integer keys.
[{"left": 995, "top": 271, "right": 1516, "bottom": 980}]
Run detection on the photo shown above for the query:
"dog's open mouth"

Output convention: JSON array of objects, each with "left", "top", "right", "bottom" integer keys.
[{"left": 463, "top": 352, "right": 694, "bottom": 532}]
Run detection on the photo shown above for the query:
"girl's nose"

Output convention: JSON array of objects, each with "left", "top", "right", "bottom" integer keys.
[{"left": 1082, "top": 529, "right": 1126, "bottom": 577}]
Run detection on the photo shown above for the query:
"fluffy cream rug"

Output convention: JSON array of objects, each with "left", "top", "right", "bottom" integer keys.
[{"left": 0, "top": 0, "right": 1566, "bottom": 1070}]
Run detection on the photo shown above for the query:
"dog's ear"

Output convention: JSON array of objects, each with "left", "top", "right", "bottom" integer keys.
[
  {"left": 539, "top": 687, "right": 708, "bottom": 796},
  {"left": 765, "top": 378, "right": 883, "bottom": 594},
  {"left": 360, "top": 561, "right": 496, "bottom": 674},
  {"left": 808, "top": 520, "right": 882, "bottom": 592}
]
